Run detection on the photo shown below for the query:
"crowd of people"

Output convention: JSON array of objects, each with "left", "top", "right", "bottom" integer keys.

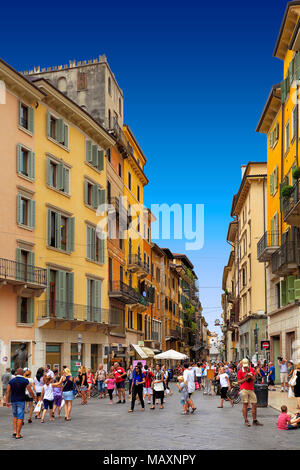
[{"left": 1, "top": 356, "right": 300, "bottom": 439}]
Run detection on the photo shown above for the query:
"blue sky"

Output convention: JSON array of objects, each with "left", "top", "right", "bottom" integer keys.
[{"left": 1, "top": 0, "right": 288, "bottom": 332}]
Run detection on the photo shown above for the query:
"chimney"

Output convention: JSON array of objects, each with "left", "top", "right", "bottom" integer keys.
[{"left": 241, "top": 165, "right": 246, "bottom": 180}]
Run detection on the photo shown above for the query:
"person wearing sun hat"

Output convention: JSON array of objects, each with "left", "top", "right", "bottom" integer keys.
[{"left": 237, "top": 358, "right": 263, "bottom": 427}]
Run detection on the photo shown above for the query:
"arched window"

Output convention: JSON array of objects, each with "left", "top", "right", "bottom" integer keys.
[{"left": 57, "top": 77, "right": 67, "bottom": 93}]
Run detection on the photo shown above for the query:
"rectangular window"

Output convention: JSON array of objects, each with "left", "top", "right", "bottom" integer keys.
[
  {"left": 17, "top": 297, "right": 34, "bottom": 324},
  {"left": 47, "top": 209, "right": 75, "bottom": 252},
  {"left": 128, "top": 172, "right": 132, "bottom": 190},
  {"left": 17, "top": 195, "right": 35, "bottom": 229},
  {"left": 77, "top": 72, "right": 87, "bottom": 90},
  {"left": 118, "top": 163, "right": 122, "bottom": 177},
  {"left": 128, "top": 310, "right": 134, "bottom": 329},
  {"left": 17, "top": 145, "right": 35, "bottom": 180},
  {"left": 47, "top": 112, "right": 69, "bottom": 148},
  {"left": 87, "top": 278, "right": 102, "bottom": 322},
  {"left": 47, "top": 159, "right": 69, "bottom": 193},
  {"left": 285, "top": 121, "right": 290, "bottom": 153},
  {"left": 85, "top": 139, "right": 104, "bottom": 172},
  {"left": 137, "top": 314, "right": 142, "bottom": 331},
  {"left": 86, "top": 225, "right": 104, "bottom": 264},
  {"left": 137, "top": 185, "right": 140, "bottom": 202},
  {"left": 84, "top": 180, "right": 105, "bottom": 209},
  {"left": 19, "top": 102, "right": 34, "bottom": 133},
  {"left": 292, "top": 106, "right": 297, "bottom": 140}
]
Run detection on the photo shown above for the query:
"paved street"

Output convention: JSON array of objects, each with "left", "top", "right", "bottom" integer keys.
[{"left": 0, "top": 385, "right": 299, "bottom": 450}]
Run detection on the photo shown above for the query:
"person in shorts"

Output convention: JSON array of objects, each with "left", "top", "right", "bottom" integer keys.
[
  {"left": 216, "top": 367, "right": 233, "bottom": 408},
  {"left": 278, "top": 358, "right": 288, "bottom": 392},
  {"left": 5, "top": 368, "right": 34, "bottom": 439},
  {"left": 143, "top": 365, "right": 154, "bottom": 404},
  {"left": 113, "top": 362, "right": 126, "bottom": 404},
  {"left": 237, "top": 358, "right": 263, "bottom": 427}
]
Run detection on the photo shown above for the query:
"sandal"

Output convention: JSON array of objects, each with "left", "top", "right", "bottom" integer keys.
[
  {"left": 160, "top": 405, "right": 164, "bottom": 409},
  {"left": 217, "top": 406, "right": 223, "bottom": 408},
  {"left": 15, "top": 435, "right": 23, "bottom": 439},
  {"left": 245, "top": 420, "right": 251, "bottom": 427},
  {"left": 150, "top": 406, "right": 155, "bottom": 410},
  {"left": 128, "top": 410, "right": 133, "bottom": 413}
]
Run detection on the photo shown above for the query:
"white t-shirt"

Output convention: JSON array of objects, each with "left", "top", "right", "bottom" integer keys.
[
  {"left": 34, "top": 377, "right": 44, "bottom": 393},
  {"left": 153, "top": 371, "right": 164, "bottom": 392},
  {"left": 43, "top": 384, "right": 54, "bottom": 401},
  {"left": 202, "top": 368, "right": 207, "bottom": 377},
  {"left": 25, "top": 377, "right": 34, "bottom": 396},
  {"left": 183, "top": 369, "right": 195, "bottom": 393},
  {"left": 46, "top": 370, "right": 54, "bottom": 379},
  {"left": 195, "top": 367, "right": 202, "bottom": 377},
  {"left": 219, "top": 373, "right": 229, "bottom": 388}
]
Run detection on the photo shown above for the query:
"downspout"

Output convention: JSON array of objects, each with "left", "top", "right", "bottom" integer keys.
[
  {"left": 263, "top": 177, "right": 267, "bottom": 316},
  {"left": 280, "top": 102, "right": 284, "bottom": 239}
]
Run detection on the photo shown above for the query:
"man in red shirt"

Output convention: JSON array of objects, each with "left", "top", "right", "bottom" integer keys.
[
  {"left": 113, "top": 362, "right": 127, "bottom": 404},
  {"left": 237, "top": 358, "right": 263, "bottom": 427}
]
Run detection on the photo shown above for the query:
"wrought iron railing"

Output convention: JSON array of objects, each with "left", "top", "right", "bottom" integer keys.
[
  {"left": 0, "top": 258, "right": 47, "bottom": 286},
  {"left": 271, "top": 240, "right": 299, "bottom": 274},
  {"left": 109, "top": 280, "right": 139, "bottom": 301},
  {"left": 37, "top": 300, "right": 116, "bottom": 324},
  {"left": 257, "top": 231, "right": 280, "bottom": 259},
  {"left": 282, "top": 181, "right": 300, "bottom": 219},
  {"left": 127, "top": 254, "right": 150, "bottom": 273}
]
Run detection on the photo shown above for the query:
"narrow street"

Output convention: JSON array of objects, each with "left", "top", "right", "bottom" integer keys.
[{"left": 0, "top": 386, "right": 299, "bottom": 450}]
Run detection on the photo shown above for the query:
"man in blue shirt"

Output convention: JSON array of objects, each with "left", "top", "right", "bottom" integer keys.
[
  {"left": 267, "top": 363, "right": 276, "bottom": 391},
  {"left": 5, "top": 368, "right": 34, "bottom": 439}
]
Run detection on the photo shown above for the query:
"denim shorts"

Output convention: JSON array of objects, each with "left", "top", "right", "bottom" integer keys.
[
  {"left": 97, "top": 380, "right": 105, "bottom": 393},
  {"left": 62, "top": 391, "right": 74, "bottom": 401},
  {"left": 12, "top": 401, "right": 25, "bottom": 420},
  {"left": 43, "top": 399, "right": 54, "bottom": 410}
]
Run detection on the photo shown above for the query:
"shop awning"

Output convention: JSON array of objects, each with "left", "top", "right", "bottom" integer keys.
[
  {"left": 131, "top": 344, "right": 148, "bottom": 359},
  {"left": 141, "top": 346, "right": 155, "bottom": 358}
]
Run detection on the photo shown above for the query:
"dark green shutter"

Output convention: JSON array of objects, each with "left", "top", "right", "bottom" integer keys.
[
  {"left": 56, "top": 212, "right": 61, "bottom": 249},
  {"left": 87, "top": 279, "right": 91, "bottom": 320},
  {"left": 47, "top": 209, "right": 52, "bottom": 246},
  {"left": 64, "top": 124, "right": 69, "bottom": 148},
  {"left": 16, "top": 247, "right": 22, "bottom": 280},
  {"left": 28, "top": 298, "right": 34, "bottom": 324},
  {"left": 92, "top": 184, "right": 98, "bottom": 209},
  {"left": 67, "top": 217, "right": 75, "bottom": 252},
  {"left": 28, "top": 251, "right": 35, "bottom": 283},
  {"left": 97, "top": 149, "right": 104, "bottom": 171},
  {"left": 280, "top": 280, "right": 287, "bottom": 307},
  {"left": 86, "top": 140, "right": 92, "bottom": 163},
  {"left": 17, "top": 144, "right": 21, "bottom": 174},
  {"left": 63, "top": 167, "right": 69, "bottom": 194},
  {"left": 57, "top": 270, "right": 67, "bottom": 318},
  {"left": 29, "top": 151, "right": 35, "bottom": 179},
  {"left": 287, "top": 275, "right": 296, "bottom": 303},
  {"left": 29, "top": 200, "right": 36, "bottom": 229},
  {"left": 28, "top": 107, "right": 34, "bottom": 133},
  {"left": 87, "top": 225, "right": 92, "bottom": 259},
  {"left": 57, "top": 163, "right": 64, "bottom": 190},
  {"left": 93, "top": 280, "right": 101, "bottom": 322},
  {"left": 17, "top": 194, "right": 22, "bottom": 224},
  {"left": 67, "top": 272, "right": 74, "bottom": 319},
  {"left": 92, "top": 144, "right": 98, "bottom": 167},
  {"left": 84, "top": 180, "right": 89, "bottom": 204},
  {"left": 46, "top": 267, "right": 51, "bottom": 315},
  {"left": 47, "top": 112, "right": 51, "bottom": 137},
  {"left": 57, "top": 118, "right": 65, "bottom": 143},
  {"left": 294, "top": 279, "right": 300, "bottom": 300}
]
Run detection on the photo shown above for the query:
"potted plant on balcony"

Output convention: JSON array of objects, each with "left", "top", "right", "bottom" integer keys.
[
  {"left": 281, "top": 185, "right": 293, "bottom": 199},
  {"left": 292, "top": 166, "right": 300, "bottom": 181}
]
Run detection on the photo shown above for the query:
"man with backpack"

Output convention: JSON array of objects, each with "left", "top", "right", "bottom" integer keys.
[{"left": 143, "top": 365, "right": 154, "bottom": 404}]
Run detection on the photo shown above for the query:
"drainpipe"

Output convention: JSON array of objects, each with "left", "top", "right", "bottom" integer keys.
[
  {"left": 263, "top": 177, "right": 267, "bottom": 316},
  {"left": 280, "top": 102, "right": 284, "bottom": 239}
]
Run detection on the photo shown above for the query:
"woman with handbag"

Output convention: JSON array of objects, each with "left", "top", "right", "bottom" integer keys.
[{"left": 60, "top": 368, "right": 74, "bottom": 421}]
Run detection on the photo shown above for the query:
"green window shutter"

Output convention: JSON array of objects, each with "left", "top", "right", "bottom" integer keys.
[
  {"left": 47, "top": 209, "right": 52, "bottom": 246},
  {"left": 87, "top": 279, "right": 91, "bottom": 321},
  {"left": 274, "top": 166, "right": 278, "bottom": 192},
  {"left": 28, "top": 107, "right": 34, "bottom": 133},
  {"left": 29, "top": 200, "right": 36, "bottom": 229},
  {"left": 57, "top": 270, "right": 67, "bottom": 318},
  {"left": 93, "top": 280, "right": 101, "bottom": 322},
  {"left": 280, "top": 280, "right": 286, "bottom": 307},
  {"left": 67, "top": 217, "right": 75, "bottom": 252},
  {"left": 17, "top": 297, "right": 22, "bottom": 323},
  {"left": 287, "top": 275, "right": 296, "bottom": 303},
  {"left": 92, "top": 184, "right": 98, "bottom": 209},
  {"left": 67, "top": 272, "right": 74, "bottom": 319},
  {"left": 57, "top": 118, "right": 65, "bottom": 143},
  {"left": 98, "top": 188, "right": 106, "bottom": 207},
  {"left": 86, "top": 225, "right": 92, "bottom": 259},
  {"left": 99, "top": 231, "right": 105, "bottom": 265},
  {"left": 57, "top": 163, "right": 64, "bottom": 190},
  {"left": 86, "top": 140, "right": 92, "bottom": 163},
  {"left": 270, "top": 217, "right": 274, "bottom": 246},
  {"left": 29, "top": 151, "right": 35, "bottom": 180},
  {"left": 28, "top": 298, "right": 34, "bottom": 324},
  {"left": 64, "top": 124, "right": 69, "bottom": 148},
  {"left": 296, "top": 52, "right": 300, "bottom": 79},
  {"left": 47, "top": 159, "right": 52, "bottom": 186},
  {"left": 56, "top": 212, "right": 62, "bottom": 249},
  {"left": 97, "top": 149, "right": 104, "bottom": 171},
  {"left": 16, "top": 247, "right": 22, "bottom": 280},
  {"left": 92, "top": 144, "right": 98, "bottom": 167},
  {"left": 84, "top": 180, "right": 89, "bottom": 204},
  {"left": 17, "top": 194, "right": 22, "bottom": 224},
  {"left": 274, "top": 213, "right": 279, "bottom": 246},
  {"left": 28, "top": 251, "right": 35, "bottom": 283},
  {"left": 280, "top": 80, "right": 286, "bottom": 104},
  {"left": 63, "top": 167, "right": 69, "bottom": 194},
  {"left": 17, "top": 144, "right": 21, "bottom": 173},
  {"left": 18, "top": 101, "right": 22, "bottom": 127},
  {"left": 47, "top": 111, "right": 51, "bottom": 137},
  {"left": 270, "top": 172, "right": 274, "bottom": 196},
  {"left": 92, "top": 228, "right": 97, "bottom": 261},
  {"left": 294, "top": 279, "right": 300, "bottom": 300},
  {"left": 46, "top": 267, "right": 51, "bottom": 315}
]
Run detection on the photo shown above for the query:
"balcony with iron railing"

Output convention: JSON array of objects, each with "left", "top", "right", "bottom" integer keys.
[
  {"left": 127, "top": 254, "right": 150, "bottom": 278},
  {"left": 0, "top": 258, "right": 47, "bottom": 293},
  {"left": 257, "top": 231, "right": 280, "bottom": 262},
  {"left": 37, "top": 300, "right": 120, "bottom": 331},
  {"left": 282, "top": 181, "right": 300, "bottom": 227},
  {"left": 109, "top": 280, "right": 139, "bottom": 304},
  {"left": 271, "top": 240, "right": 299, "bottom": 276},
  {"left": 108, "top": 118, "right": 133, "bottom": 158}
]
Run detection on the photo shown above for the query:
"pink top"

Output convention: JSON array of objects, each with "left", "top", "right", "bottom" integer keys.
[
  {"left": 106, "top": 378, "right": 116, "bottom": 390},
  {"left": 277, "top": 412, "right": 290, "bottom": 430},
  {"left": 87, "top": 373, "right": 93, "bottom": 384}
]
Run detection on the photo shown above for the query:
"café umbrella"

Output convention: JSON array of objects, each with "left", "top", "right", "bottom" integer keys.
[{"left": 154, "top": 349, "right": 188, "bottom": 360}]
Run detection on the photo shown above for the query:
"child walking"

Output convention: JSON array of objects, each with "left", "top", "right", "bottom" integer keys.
[
  {"left": 40, "top": 376, "right": 61, "bottom": 423},
  {"left": 53, "top": 375, "right": 63, "bottom": 418},
  {"left": 177, "top": 376, "right": 188, "bottom": 415},
  {"left": 105, "top": 373, "right": 116, "bottom": 404}
]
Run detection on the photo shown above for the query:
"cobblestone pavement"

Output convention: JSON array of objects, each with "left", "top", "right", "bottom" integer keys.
[{"left": 0, "top": 385, "right": 299, "bottom": 450}]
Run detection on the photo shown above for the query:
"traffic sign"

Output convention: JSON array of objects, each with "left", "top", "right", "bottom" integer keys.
[{"left": 261, "top": 340, "right": 270, "bottom": 351}]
